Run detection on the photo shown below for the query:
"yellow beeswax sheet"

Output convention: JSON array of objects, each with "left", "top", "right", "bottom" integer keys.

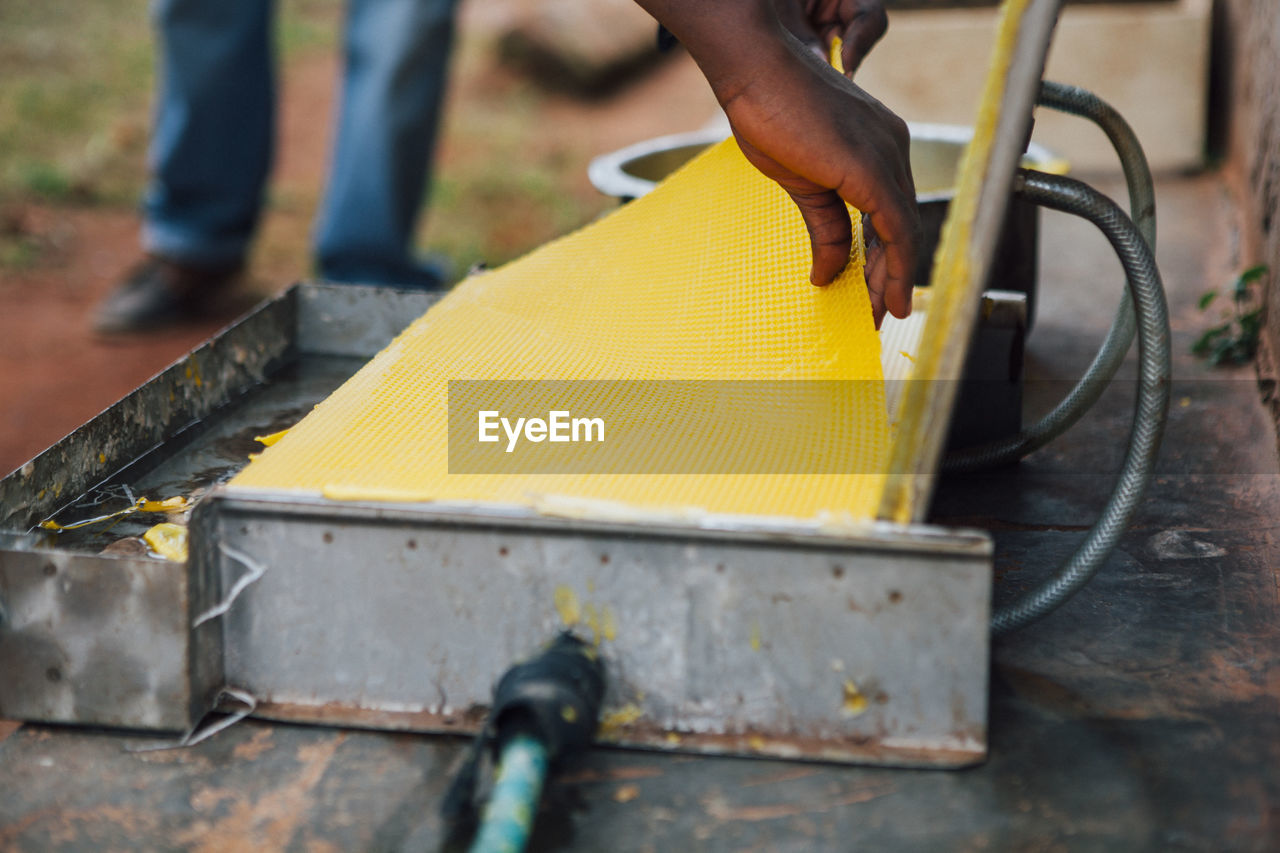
[{"left": 232, "top": 139, "right": 892, "bottom": 521}]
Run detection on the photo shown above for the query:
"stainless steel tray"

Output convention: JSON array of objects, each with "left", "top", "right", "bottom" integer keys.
[{"left": 0, "top": 282, "right": 992, "bottom": 767}]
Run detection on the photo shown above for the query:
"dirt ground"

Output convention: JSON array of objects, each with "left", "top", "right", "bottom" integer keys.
[{"left": 0, "top": 12, "right": 720, "bottom": 476}]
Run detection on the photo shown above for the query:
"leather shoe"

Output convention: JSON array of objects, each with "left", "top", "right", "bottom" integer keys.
[{"left": 94, "top": 255, "right": 243, "bottom": 334}]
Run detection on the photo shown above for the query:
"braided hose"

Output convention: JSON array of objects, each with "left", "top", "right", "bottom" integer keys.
[
  {"left": 991, "top": 169, "right": 1170, "bottom": 635},
  {"left": 945, "top": 81, "right": 1155, "bottom": 472},
  {"left": 470, "top": 734, "right": 549, "bottom": 853}
]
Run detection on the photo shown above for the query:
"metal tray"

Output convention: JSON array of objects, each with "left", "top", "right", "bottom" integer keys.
[{"left": 0, "top": 282, "right": 993, "bottom": 767}]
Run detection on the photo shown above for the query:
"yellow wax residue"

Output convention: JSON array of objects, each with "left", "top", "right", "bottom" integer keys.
[
  {"left": 560, "top": 705, "right": 578, "bottom": 723},
  {"left": 185, "top": 359, "right": 203, "bottom": 389},
  {"left": 749, "top": 621, "right": 761, "bottom": 652},
  {"left": 584, "top": 602, "right": 601, "bottom": 646},
  {"left": 598, "top": 704, "right": 644, "bottom": 737},
  {"left": 138, "top": 496, "right": 188, "bottom": 513},
  {"left": 144, "top": 522, "right": 189, "bottom": 562},
  {"left": 98, "top": 452, "right": 106, "bottom": 464},
  {"left": 554, "top": 585, "right": 581, "bottom": 627},
  {"left": 842, "top": 679, "right": 869, "bottom": 717},
  {"left": 664, "top": 732, "right": 682, "bottom": 746},
  {"left": 747, "top": 735, "right": 767, "bottom": 751},
  {"left": 601, "top": 606, "right": 617, "bottom": 643},
  {"left": 40, "top": 495, "right": 187, "bottom": 531},
  {"left": 254, "top": 429, "right": 289, "bottom": 447},
  {"left": 581, "top": 602, "right": 619, "bottom": 646},
  {"left": 898, "top": 351, "right": 915, "bottom": 363}
]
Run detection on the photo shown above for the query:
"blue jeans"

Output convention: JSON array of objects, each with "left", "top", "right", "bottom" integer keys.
[{"left": 143, "top": 0, "right": 458, "bottom": 286}]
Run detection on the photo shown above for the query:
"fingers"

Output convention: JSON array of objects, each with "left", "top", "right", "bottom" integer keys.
[
  {"left": 864, "top": 242, "right": 888, "bottom": 329},
  {"left": 841, "top": 118, "right": 919, "bottom": 319},
  {"left": 849, "top": 179, "right": 918, "bottom": 320},
  {"left": 806, "top": 0, "right": 888, "bottom": 74},
  {"left": 787, "top": 187, "right": 853, "bottom": 286},
  {"left": 839, "top": 0, "right": 888, "bottom": 75},
  {"left": 866, "top": 205, "right": 918, "bottom": 320}
]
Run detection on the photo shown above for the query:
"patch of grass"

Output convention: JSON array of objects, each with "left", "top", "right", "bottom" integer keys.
[
  {"left": 418, "top": 39, "right": 612, "bottom": 275},
  {"left": 0, "top": 0, "right": 342, "bottom": 210},
  {"left": 14, "top": 161, "right": 75, "bottom": 201},
  {"left": 0, "top": 235, "right": 43, "bottom": 270},
  {"left": 0, "top": 0, "right": 155, "bottom": 204},
  {"left": 278, "top": 0, "right": 343, "bottom": 55},
  {"left": 0, "top": 1, "right": 614, "bottom": 279},
  {"left": 1193, "top": 264, "right": 1268, "bottom": 366}
]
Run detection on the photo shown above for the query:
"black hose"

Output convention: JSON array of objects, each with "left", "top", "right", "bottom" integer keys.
[
  {"left": 442, "top": 633, "right": 605, "bottom": 849},
  {"left": 990, "top": 169, "right": 1170, "bottom": 635},
  {"left": 945, "top": 81, "right": 1155, "bottom": 472}
]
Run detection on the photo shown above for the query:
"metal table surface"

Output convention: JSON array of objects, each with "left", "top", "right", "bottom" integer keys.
[{"left": 2, "top": 173, "right": 1277, "bottom": 851}]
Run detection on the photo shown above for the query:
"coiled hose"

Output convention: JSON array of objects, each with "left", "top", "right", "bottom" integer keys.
[
  {"left": 945, "top": 81, "right": 1155, "bottom": 473},
  {"left": 990, "top": 169, "right": 1170, "bottom": 635}
]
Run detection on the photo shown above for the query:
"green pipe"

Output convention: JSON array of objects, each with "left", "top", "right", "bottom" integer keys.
[{"left": 469, "top": 734, "right": 550, "bottom": 853}]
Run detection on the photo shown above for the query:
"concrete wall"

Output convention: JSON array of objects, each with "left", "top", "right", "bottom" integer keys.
[
  {"left": 857, "top": 0, "right": 1211, "bottom": 172},
  {"left": 1216, "top": 0, "right": 1280, "bottom": 366}
]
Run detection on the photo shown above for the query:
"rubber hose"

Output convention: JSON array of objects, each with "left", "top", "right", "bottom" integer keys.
[
  {"left": 944, "top": 81, "right": 1155, "bottom": 472},
  {"left": 990, "top": 169, "right": 1170, "bottom": 635},
  {"left": 470, "top": 734, "right": 550, "bottom": 853}
]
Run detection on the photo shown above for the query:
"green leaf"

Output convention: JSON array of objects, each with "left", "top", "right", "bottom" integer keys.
[
  {"left": 1192, "top": 324, "right": 1229, "bottom": 356},
  {"left": 1235, "top": 265, "right": 1268, "bottom": 303},
  {"left": 1197, "top": 291, "right": 1217, "bottom": 311},
  {"left": 1240, "top": 264, "right": 1269, "bottom": 284},
  {"left": 1239, "top": 308, "right": 1263, "bottom": 337}
]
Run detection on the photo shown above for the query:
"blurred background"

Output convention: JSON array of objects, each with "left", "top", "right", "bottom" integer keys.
[
  {"left": 0, "top": 0, "right": 725, "bottom": 472},
  {"left": 0, "top": 0, "right": 1233, "bottom": 475}
]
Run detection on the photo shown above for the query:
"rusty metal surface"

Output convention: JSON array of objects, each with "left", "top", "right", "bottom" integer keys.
[
  {"left": 0, "top": 177, "right": 1277, "bottom": 848},
  {"left": 0, "top": 548, "right": 220, "bottom": 732},
  {"left": 198, "top": 494, "right": 992, "bottom": 767},
  {"left": 0, "top": 290, "right": 296, "bottom": 533},
  {"left": 0, "top": 282, "right": 438, "bottom": 538},
  {"left": 0, "top": 283, "right": 443, "bottom": 732}
]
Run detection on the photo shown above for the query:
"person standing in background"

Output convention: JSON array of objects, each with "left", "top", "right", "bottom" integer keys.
[
  {"left": 96, "top": 0, "right": 459, "bottom": 333},
  {"left": 100, "top": 0, "right": 917, "bottom": 334}
]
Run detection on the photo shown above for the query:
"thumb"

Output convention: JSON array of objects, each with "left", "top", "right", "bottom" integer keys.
[
  {"left": 839, "top": 2, "right": 888, "bottom": 75},
  {"left": 788, "top": 187, "right": 854, "bottom": 286}
]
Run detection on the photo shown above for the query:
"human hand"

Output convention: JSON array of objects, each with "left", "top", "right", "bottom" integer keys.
[
  {"left": 773, "top": 0, "right": 888, "bottom": 75},
  {"left": 637, "top": 0, "right": 919, "bottom": 326},
  {"left": 723, "top": 35, "right": 919, "bottom": 325}
]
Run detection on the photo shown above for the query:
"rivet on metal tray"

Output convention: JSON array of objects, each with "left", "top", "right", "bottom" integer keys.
[
  {"left": 888, "top": 590, "right": 903, "bottom": 604},
  {"left": 832, "top": 563, "right": 845, "bottom": 579},
  {"left": 498, "top": 546, "right": 509, "bottom": 557},
  {"left": 42, "top": 562, "right": 56, "bottom": 577},
  {"left": 322, "top": 531, "right": 334, "bottom": 544},
  {"left": 407, "top": 539, "right": 418, "bottom": 550}
]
